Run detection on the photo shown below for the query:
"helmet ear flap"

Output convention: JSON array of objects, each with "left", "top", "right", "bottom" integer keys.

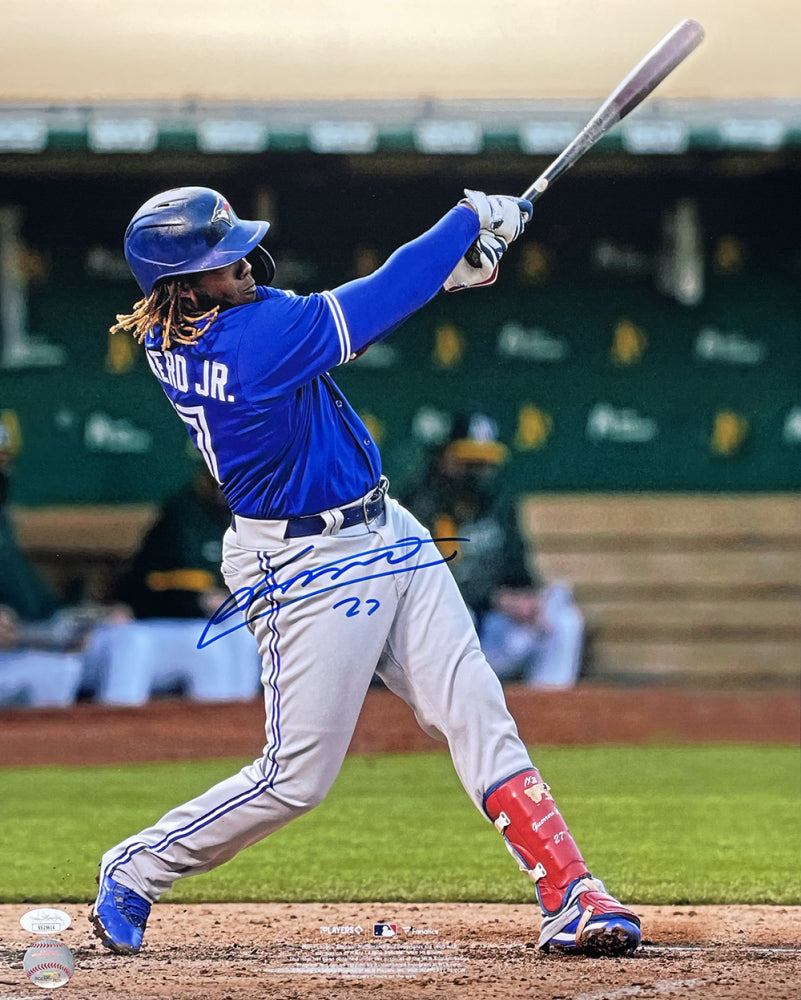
[{"left": 247, "top": 246, "right": 275, "bottom": 287}]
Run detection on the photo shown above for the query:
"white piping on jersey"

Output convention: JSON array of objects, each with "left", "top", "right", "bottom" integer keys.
[{"left": 321, "top": 290, "right": 352, "bottom": 365}]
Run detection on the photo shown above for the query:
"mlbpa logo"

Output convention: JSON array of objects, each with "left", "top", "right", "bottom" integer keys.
[
  {"left": 523, "top": 775, "right": 552, "bottom": 804},
  {"left": 374, "top": 922, "right": 397, "bottom": 937}
]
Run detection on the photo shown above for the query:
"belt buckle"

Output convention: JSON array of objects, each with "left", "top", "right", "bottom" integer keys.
[{"left": 363, "top": 477, "right": 387, "bottom": 524}]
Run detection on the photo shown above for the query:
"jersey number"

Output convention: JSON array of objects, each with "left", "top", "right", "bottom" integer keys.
[{"left": 174, "top": 403, "right": 221, "bottom": 483}]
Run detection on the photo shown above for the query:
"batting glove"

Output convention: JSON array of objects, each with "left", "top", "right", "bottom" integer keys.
[
  {"left": 461, "top": 189, "right": 533, "bottom": 244},
  {"left": 444, "top": 230, "right": 507, "bottom": 292}
]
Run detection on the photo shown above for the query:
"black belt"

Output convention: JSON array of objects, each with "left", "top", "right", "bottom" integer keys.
[{"left": 283, "top": 481, "right": 387, "bottom": 538}]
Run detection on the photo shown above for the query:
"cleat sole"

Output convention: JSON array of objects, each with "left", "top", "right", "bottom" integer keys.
[
  {"left": 547, "top": 917, "right": 641, "bottom": 957},
  {"left": 89, "top": 910, "right": 140, "bottom": 956}
]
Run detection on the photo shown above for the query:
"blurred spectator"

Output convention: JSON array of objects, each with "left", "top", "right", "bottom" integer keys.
[
  {"left": 114, "top": 463, "right": 231, "bottom": 620},
  {"left": 0, "top": 424, "right": 86, "bottom": 706},
  {"left": 402, "top": 412, "right": 584, "bottom": 689},
  {"left": 81, "top": 465, "right": 261, "bottom": 705}
]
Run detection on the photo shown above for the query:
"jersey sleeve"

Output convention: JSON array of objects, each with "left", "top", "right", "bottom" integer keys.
[
  {"left": 235, "top": 287, "right": 356, "bottom": 401},
  {"left": 330, "top": 204, "right": 478, "bottom": 356}
]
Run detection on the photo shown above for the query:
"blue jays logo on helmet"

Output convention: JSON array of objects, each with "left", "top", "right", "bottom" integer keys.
[
  {"left": 123, "top": 186, "right": 275, "bottom": 295},
  {"left": 210, "top": 197, "right": 234, "bottom": 228}
]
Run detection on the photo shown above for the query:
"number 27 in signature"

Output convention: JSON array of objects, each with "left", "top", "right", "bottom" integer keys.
[{"left": 333, "top": 597, "right": 381, "bottom": 618}]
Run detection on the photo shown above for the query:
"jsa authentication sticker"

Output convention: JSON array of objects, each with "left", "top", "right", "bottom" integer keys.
[{"left": 20, "top": 908, "right": 72, "bottom": 934}]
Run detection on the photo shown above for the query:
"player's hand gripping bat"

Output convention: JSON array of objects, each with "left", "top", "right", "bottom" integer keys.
[{"left": 465, "top": 18, "right": 705, "bottom": 266}]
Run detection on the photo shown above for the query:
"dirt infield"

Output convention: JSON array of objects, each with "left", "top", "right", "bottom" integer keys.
[
  {"left": 1, "top": 902, "right": 799, "bottom": 1000},
  {"left": 1, "top": 684, "right": 799, "bottom": 999},
  {"left": 0, "top": 682, "right": 797, "bottom": 767}
]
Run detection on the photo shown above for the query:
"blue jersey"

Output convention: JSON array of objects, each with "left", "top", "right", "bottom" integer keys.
[{"left": 144, "top": 205, "right": 478, "bottom": 518}]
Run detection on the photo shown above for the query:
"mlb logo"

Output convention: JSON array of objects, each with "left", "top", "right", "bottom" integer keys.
[{"left": 374, "top": 922, "right": 397, "bottom": 937}]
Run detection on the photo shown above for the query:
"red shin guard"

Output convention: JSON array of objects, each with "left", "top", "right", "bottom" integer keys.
[{"left": 484, "top": 768, "right": 588, "bottom": 912}]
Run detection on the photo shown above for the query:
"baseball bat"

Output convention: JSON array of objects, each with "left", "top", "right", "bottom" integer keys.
[{"left": 521, "top": 18, "right": 705, "bottom": 203}]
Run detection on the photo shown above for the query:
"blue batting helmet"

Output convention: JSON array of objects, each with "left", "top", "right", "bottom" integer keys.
[{"left": 123, "top": 186, "right": 275, "bottom": 295}]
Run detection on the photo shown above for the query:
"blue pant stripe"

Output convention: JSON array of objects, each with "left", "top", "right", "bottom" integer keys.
[{"left": 106, "top": 554, "right": 283, "bottom": 878}]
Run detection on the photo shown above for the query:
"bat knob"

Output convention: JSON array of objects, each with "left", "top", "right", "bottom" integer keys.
[{"left": 465, "top": 244, "right": 482, "bottom": 268}]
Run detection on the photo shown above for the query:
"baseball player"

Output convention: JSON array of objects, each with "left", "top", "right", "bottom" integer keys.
[{"left": 90, "top": 186, "right": 641, "bottom": 957}]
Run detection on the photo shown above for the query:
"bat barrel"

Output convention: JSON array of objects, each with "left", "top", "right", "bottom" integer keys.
[
  {"left": 520, "top": 18, "right": 705, "bottom": 203},
  {"left": 605, "top": 18, "right": 705, "bottom": 123}
]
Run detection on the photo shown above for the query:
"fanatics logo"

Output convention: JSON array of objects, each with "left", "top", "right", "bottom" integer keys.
[{"left": 211, "top": 197, "right": 234, "bottom": 227}]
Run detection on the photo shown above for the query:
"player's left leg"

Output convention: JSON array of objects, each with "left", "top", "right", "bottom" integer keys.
[
  {"left": 373, "top": 497, "right": 535, "bottom": 801},
  {"left": 373, "top": 498, "right": 640, "bottom": 956},
  {"left": 484, "top": 769, "right": 641, "bottom": 954}
]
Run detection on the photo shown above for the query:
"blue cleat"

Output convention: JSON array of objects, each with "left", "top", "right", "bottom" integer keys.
[
  {"left": 90, "top": 874, "right": 151, "bottom": 955},
  {"left": 538, "top": 876, "right": 641, "bottom": 955}
]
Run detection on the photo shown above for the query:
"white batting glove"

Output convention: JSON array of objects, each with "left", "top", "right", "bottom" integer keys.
[
  {"left": 444, "top": 230, "right": 507, "bottom": 292},
  {"left": 461, "top": 189, "right": 533, "bottom": 244}
]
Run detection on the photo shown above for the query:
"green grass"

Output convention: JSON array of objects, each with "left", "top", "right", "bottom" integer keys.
[{"left": 1, "top": 746, "right": 799, "bottom": 905}]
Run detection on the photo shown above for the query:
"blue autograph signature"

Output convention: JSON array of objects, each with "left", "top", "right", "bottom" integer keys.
[{"left": 197, "top": 535, "right": 465, "bottom": 648}]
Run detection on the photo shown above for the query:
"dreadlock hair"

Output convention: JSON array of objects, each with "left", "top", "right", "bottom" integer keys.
[{"left": 110, "top": 279, "right": 220, "bottom": 351}]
